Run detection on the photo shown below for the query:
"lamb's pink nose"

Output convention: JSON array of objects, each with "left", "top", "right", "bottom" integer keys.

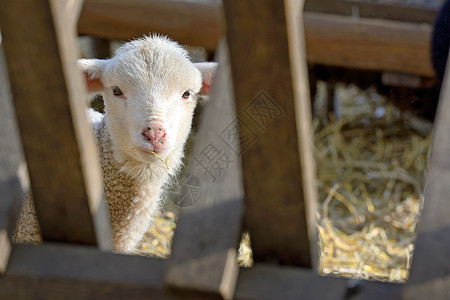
[{"left": 142, "top": 124, "right": 167, "bottom": 145}]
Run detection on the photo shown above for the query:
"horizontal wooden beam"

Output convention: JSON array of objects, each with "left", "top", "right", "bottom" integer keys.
[
  {"left": 0, "top": 0, "right": 111, "bottom": 248},
  {"left": 6, "top": 244, "right": 164, "bottom": 285},
  {"left": 303, "top": 12, "right": 434, "bottom": 77},
  {"left": 404, "top": 275, "right": 450, "bottom": 300},
  {"left": 304, "top": 0, "right": 439, "bottom": 24},
  {"left": 78, "top": 0, "right": 223, "bottom": 51},
  {"left": 0, "top": 243, "right": 217, "bottom": 300},
  {"left": 0, "top": 244, "right": 351, "bottom": 300},
  {"left": 234, "top": 264, "right": 348, "bottom": 300},
  {"left": 77, "top": 0, "right": 435, "bottom": 77}
]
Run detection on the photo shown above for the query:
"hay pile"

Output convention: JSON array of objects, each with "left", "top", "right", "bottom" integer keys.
[{"left": 314, "top": 81, "right": 431, "bottom": 282}]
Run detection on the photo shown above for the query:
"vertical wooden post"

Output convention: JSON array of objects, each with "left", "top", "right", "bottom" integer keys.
[
  {"left": 403, "top": 52, "right": 450, "bottom": 299},
  {"left": 222, "top": 0, "right": 318, "bottom": 267},
  {"left": 165, "top": 41, "right": 243, "bottom": 300},
  {"left": 0, "top": 45, "right": 30, "bottom": 274},
  {"left": 0, "top": 0, "right": 112, "bottom": 249}
]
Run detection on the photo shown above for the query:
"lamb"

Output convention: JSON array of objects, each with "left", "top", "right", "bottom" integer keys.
[{"left": 13, "top": 35, "right": 217, "bottom": 253}]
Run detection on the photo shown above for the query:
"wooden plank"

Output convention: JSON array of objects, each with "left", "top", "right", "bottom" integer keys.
[
  {"left": 403, "top": 50, "right": 450, "bottom": 299},
  {"left": 234, "top": 263, "right": 348, "bottom": 300},
  {"left": 285, "top": 0, "right": 319, "bottom": 267},
  {"left": 0, "top": 44, "right": 30, "bottom": 274},
  {"left": 165, "top": 41, "right": 243, "bottom": 300},
  {"left": 304, "top": 12, "right": 434, "bottom": 77},
  {"left": 222, "top": 0, "right": 317, "bottom": 267},
  {"left": 304, "top": 0, "right": 439, "bottom": 24},
  {"left": 1, "top": 244, "right": 349, "bottom": 300},
  {"left": 403, "top": 275, "right": 450, "bottom": 300},
  {"left": 1, "top": 244, "right": 347, "bottom": 300},
  {"left": 65, "top": 0, "right": 85, "bottom": 28},
  {"left": 0, "top": 0, "right": 111, "bottom": 249},
  {"left": 343, "top": 280, "right": 402, "bottom": 300},
  {"left": 77, "top": 0, "right": 435, "bottom": 77},
  {"left": 78, "top": 0, "right": 222, "bottom": 51},
  {"left": 0, "top": 243, "right": 217, "bottom": 300}
]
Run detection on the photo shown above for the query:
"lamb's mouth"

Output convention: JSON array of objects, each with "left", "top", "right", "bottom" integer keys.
[{"left": 126, "top": 147, "right": 169, "bottom": 169}]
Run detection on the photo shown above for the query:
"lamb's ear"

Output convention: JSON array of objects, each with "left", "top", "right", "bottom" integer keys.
[
  {"left": 194, "top": 62, "right": 218, "bottom": 96},
  {"left": 78, "top": 58, "right": 108, "bottom": 94}
]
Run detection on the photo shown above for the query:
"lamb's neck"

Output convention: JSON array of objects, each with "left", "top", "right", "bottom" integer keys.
[{"left": 95, "top": 119, "right": 169, "bottom": 252}]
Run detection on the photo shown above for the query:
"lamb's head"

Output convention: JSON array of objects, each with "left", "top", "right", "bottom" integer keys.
[{"left": 79, "top": 36, "right": 216, "bottom": 174}]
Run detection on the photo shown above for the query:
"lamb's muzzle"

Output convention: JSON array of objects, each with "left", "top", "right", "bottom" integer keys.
[{"left": 142, "top": 122, "right": 167, "bottom": 150}]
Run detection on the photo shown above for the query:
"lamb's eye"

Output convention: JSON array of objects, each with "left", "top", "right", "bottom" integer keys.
[
  {"left": 112, "top": 86, "right": 124, "bottom": 97},
  {"left": 181, "top": 91, "right": 190, "bottom": 100}
]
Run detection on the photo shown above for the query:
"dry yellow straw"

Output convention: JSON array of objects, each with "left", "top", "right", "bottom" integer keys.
[{"left": 127, "top": 147, "right": 169, "bottom": 170}]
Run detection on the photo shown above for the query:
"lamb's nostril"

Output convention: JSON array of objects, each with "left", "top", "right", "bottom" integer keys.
[{"left": 143, "top": 124, "right": 167, "bottom": 145}]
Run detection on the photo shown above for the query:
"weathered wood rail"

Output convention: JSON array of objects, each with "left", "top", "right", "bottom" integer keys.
[
  {"left": 78, "top": 0, "right": 438, "bottom": 77},
  {"left": 0, "top": 0, "right": 449, "bottom": 299}
]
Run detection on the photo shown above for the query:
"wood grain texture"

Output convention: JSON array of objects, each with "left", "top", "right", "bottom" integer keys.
[
  {"left": 0, "top": 0, "right": 111, "bottom": 249},
  {"left": 66, "top": 0, "right": 85, "bottom": 28},
  {"left": 78, "top": 0, "right": 223, "bottom": 51},
  {"left": 0, "top": 243, "right": 221, "bottom": 300},
  {"left": 77, "top": 0, "right": 435, "bottom": 77},
  {"left": 285, "top": 0, "right": 319, "bottom": 268},
  {"left": 223, "top": 0, "right": 316, "bottom": 267},
  {"left": 234, "top": 263, "right": 347, "bottom": 300},
  {"left": 164, "top": 41, "right": 243, "bottom": 300},
  {"left": 342, "top": 280, "right": 402, "bottom": 300},
  {"left": 0, "top": 245, "right": 349, "bottom": 300},
  {"left": 403, "top": 45, "right": 450, "bottom": 298},
  {"left": 403, "top": 275, "right": 450, "bottom": 300},
  {"left": 304, "top": 12, "right": 434, "bottom": 77},
  {"left": 304, "top": 0, "right": 439, "bottom": 24}
]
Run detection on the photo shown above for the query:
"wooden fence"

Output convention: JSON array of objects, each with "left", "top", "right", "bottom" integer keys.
[
  {"left": 78, "top": 0, "right": 438, "bottom": 77},
  {"left": 0, "top": 0, "right": 449, "bottom": 299}
]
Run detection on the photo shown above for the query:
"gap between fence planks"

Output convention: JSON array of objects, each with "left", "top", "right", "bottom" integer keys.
[
  {"left": 0, "top": 0, "right": 111, "bottom": 249},
  {"left": 164, "top": 40, "right": 244, "bottom": 300},
  {"left": 222, "top": 0, "right": 317, "bottom": 267}
]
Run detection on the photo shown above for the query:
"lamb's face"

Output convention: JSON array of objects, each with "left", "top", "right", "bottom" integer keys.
[
  {"left": 79, "top": 36, "right": 216, "bottom": 169},
  {"left": 102, "top": 48, "right": 201, "bottom": 164}
]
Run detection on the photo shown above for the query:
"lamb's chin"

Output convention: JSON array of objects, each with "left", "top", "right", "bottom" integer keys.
[{"left": 112, "top": 149, "right": 170, "bottom": 180}]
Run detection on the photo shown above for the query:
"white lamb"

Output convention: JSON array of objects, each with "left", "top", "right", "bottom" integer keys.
[{"left": 14, "top": 35, "right": 217, "bottom": 253}]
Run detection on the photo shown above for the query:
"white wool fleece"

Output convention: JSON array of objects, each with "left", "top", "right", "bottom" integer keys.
[{"left": 14, "top": 35, "right": 217, "bottom": 252}]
